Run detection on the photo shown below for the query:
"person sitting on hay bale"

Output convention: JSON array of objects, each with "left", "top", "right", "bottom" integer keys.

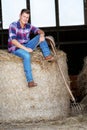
[{"left": 8, "top": 9, "right": 54, "bottom": 88}]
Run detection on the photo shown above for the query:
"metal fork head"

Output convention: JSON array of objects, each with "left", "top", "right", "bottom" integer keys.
[{"left": 70, "top": 101, "right": 84, "bottom": 115}]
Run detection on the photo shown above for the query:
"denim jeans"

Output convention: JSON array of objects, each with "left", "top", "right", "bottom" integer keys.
[{"left": 12, "top": 35, "right": 51, "bottom": 82}]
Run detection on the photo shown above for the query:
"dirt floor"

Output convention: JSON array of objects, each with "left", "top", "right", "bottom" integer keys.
[{"left": 0, "top": 115, "right": 87, "bottom": 130}]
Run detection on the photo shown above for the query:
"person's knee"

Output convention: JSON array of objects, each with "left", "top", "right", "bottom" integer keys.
[{"left": 23, "top": 52, "right": 31, "bottom": 60}]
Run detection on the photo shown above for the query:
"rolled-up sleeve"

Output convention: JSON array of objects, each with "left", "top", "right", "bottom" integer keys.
[
  {"left": 30, "top": 25, "right": 39, "bottom": 34},
  {"left": 9, "top": 24, "right": 17, "bottom": 41}
]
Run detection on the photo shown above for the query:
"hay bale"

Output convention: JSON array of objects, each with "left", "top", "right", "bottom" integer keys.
[
  {"left": 0, "top": 49, "right": 70, "bottom": 123},
  {"left": 77, "top": 57, "right": 87, "bottom": 101},
  {"left": 77, "top": 57, "right": 87, "bottom": 113}
]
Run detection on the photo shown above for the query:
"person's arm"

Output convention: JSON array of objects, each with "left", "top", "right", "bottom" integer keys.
[
  {"left": 30, "top": 24, "right": 45, "bottom": 42},
  {"left": 31, "top": 24, "right": 45, "bottom": 36},
  {"left": 9, "top": 23, "right": 33, "bottom": 53},
  {"left": 37, "top": 29, "right": 45, "bottom": 42},
  {"left": 11, "top": 39, "right": 33, "bottom": 53}
]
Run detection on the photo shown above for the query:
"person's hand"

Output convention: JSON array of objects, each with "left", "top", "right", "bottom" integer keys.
[
  {"left": 38, "top": 29, "right": 45, "bottom": 35},
  {"left": 26, "top": 48, "right": 33, "bottom": 53},
  {"left": 39, "top": 34, "right": 45, "bottom": 42}
]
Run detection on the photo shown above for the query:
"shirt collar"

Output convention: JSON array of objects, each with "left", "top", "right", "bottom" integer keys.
[{"left": 17, "top": 20, "right": 27, "bottom": 29}]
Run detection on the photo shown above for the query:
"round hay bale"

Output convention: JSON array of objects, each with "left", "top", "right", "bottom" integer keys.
[
  {"left": 0, "top": 49, "right": 70, "bottom": 123},
  {"left": 77, "top": 56, "right": 87, "bottom": 101}
]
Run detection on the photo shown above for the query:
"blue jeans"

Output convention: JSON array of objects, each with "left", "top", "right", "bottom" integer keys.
[{"left": 12, "top": 35, "right": 51, "bottom": 82}]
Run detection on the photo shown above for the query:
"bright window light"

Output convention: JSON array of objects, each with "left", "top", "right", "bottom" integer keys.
[
  {"left": 58, "top": 0, "right": 85, "bottom": 26},
  {"left": 1, "top": 0, "right": 26, "bottom": 29},
  {"left": 30, "top": 0, "right": 56, "bottom": 27}
]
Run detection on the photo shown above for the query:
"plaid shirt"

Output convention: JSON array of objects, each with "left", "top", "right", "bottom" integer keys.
[{"left": 8, "top": 21, "right": 39, "bottom": 52}]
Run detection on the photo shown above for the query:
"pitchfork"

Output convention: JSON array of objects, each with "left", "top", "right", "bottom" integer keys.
[{"left": 45, "top": 36, "right": 83, "bottom": 114}]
